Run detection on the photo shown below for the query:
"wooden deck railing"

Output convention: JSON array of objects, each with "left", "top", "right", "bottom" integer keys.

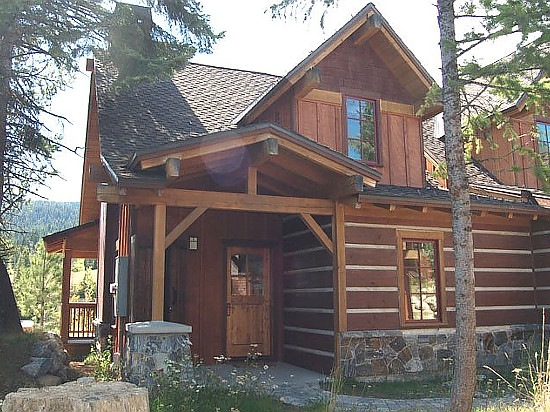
[{"left": 68, "top": 302, "right": 96, "bottom": 339}]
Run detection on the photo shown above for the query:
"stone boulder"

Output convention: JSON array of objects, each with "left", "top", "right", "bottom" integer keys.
[
  {"left": 2, "top": 378, "right": 149, "bottom": 412},
  {"left": 20, "top": 332, "right": 70, "bottom": 381}
]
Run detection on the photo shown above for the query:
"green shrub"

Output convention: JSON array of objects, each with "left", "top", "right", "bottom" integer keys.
[{"left": 84, "top": 343, "right": 117, "bottom": 381}]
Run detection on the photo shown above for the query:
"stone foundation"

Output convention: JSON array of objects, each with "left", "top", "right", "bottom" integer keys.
[
  {"left": 123, "top": 321, "right": 192, "bottom": 387},
  {"left": 340, "top": 324, "right": 540, "bottom": 379}
]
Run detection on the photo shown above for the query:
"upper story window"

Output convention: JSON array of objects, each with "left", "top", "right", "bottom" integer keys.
[
  {"left": 537, "top": 122, "right": 550, "bottom": 159},
  {"left": 345, "top": 97, "right": 378, "bottom": 163},
  {"left": 397, "top": 230, "right": 446, "bottom": 326}
]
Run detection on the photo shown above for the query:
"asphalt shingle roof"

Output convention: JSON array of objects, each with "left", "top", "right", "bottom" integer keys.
[{"left": 94, "top": 59, "right": 281, "bottom": 180}]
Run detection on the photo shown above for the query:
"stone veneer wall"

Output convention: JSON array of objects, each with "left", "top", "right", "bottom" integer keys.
[
  {"left": 340, "top": 324, "right": 541, "bottom": 379},
  {"left": 123, "top": 321, "right": 193, "bottom": 387}
]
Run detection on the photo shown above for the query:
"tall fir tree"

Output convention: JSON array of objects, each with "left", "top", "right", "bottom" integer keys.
[{"left": 0, "top": 0, "right": 221, "bottom": 334}]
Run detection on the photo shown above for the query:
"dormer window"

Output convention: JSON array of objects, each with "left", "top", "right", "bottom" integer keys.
[
  {"left": 345, "top": 97, "right": 378, "bottom": 164},
  {"left": 537, "top": 122, "right": 550, "bottom": 160}
]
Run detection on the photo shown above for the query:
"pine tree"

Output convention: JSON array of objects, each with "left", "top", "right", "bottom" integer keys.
[
  {"left": 0, "top": 0, "right": 221, "bottom": 334},
  {"left": 10, "top": 242, "right": 62, "bottom": 332}
]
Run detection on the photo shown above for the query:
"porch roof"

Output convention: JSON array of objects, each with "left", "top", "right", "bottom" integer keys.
[
  {"left": 43, "top": 220, "right": 99, "bottom": 257},
  {"left": 105, "top": 122, "right": 381, "bottom": 196}
]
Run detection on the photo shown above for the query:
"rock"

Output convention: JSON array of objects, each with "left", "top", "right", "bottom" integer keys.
[
  {"left": 21, "top": 358, "right": 53, "bottom": 378},
  {"left": 29, "top": 332, "right": 70, "bottom": 379},
  {"left": 2, "top": 380, "right": 149, "bottom": 412},
  {"left": 389, "top": 336, "right": 406, "bottom": 352},
  {"left": 38, "top": 375, "right": 62, "bottom": 387}
]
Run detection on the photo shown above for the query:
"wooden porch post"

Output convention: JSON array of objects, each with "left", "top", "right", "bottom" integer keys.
[
  {"left": 60, "top": 244, "right": 72, "bottom": 344},
  {"left": 152, "top": 204, "right": 167, "bottom": 320},
  {"left": 332, "top": 201, "right": 347, "bottom": 372}
]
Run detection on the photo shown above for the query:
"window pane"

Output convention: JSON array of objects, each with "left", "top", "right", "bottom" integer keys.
[
  {"left": 247, "top": 254, "right": 264, "bottom": 296},
  {"left": 407, "top": 293, "right": 422, "bottom": 320},
  {"left": 346, "top": 98, "right": 360, "bottom": 118},
  {"left": 361, "top": 119, "right": 376, "bottom": 143},
  {"left": 402, "top": 239, "right": 441, "bottom": 322},
  {"left": 348, "top": 139, "right": 362, "bottom": 160},
  {"left": 405, "top": 269, "right": 420, "bottom": 293},
  {"left": 362, "top": 141, "right": 376, "bottom": 162},
  {"left": 538, "top": 122, "right": 550, "bottom": 156},
  {"left": 347, "top": 119, "right": 361, "bottom": 139},
  {"left": 361, "top": 100, "right": 374, "bottom": 119},
  {"left": 230, "top": 254, "right": 247, "bottom": 296},
  {"left": 421, "top": 294, "right": 438, "bottom": 319}
]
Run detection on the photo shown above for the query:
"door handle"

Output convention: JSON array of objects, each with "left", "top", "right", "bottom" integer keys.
[{"left": 227, "top": 302, "right": 232, "bottom": 317}]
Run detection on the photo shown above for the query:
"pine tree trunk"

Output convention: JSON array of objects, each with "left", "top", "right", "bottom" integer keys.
[
  {"left": 437, "top": 1, "right": 477, "bottom": 410},
  {"left": 0, "top": 257, "right": 22, "bottom": 334}
]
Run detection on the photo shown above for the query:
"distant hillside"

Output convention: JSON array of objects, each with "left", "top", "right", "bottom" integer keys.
[{"left": 9, "top": 201, "right": 79, "bottom": 247}]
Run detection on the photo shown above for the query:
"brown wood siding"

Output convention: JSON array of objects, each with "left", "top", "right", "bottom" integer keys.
[
  {"left": 129, "top": 207, "right": 282, "bottom": 365},
  {"left": 256, "top": 34, "right": 425, "bottom": 189},
  {"left": 282, "top": 215, "right": 335, "bottom": 372},
  {"left": 532, "top": 220, "right": 550, "bottom": 309},
  {"left": 316, "top": 37, "right": 414, "bottom": 104},
  {"left": 257, "top": 90, "right": 292, "bottom": 129},
  {"left": 79, "top": 73, "right": 102, "bottom": 224},
  {"left": 474, "top": 116, "right": 540, "bottom": 190},
  {"left": 297, "top": 99, "right": 342, "bottom": 153},
  {"left": 344, "top": 205, "right": 542, "bottom": 330}
]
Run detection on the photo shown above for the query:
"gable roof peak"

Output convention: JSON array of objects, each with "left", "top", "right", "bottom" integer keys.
[{"left": 235, "top": 2, "right": 438, "bottom": 125}]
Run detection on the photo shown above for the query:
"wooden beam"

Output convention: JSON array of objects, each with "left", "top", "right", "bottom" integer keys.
[
  {"left": 340, "top": 194, "right": 361, "bottom": 209},
  {"left": 332, "top": 201, "right": 347, "bottom": 373},
  {"left": 293, "top": 67, "right": 322, "bottom": 100},
  {"left": 88, "top": 163, "right": 110, "bottom": 183},
  {"left": 300, "top": 213, "right": 334, "bottom": 254},
  {"left": 247, "top": 167, "right": 257, "bottom": 195},
  {"left": 165, "top": 207, "right": 207, "bottom": 249},
  {"left": 97, "top": 185, "right": 334, "bottom": 215},
  {"left": 352, "top": 13, "right": 382, "bottom": 45},
  {"left": 250, "top": 138, "right": 279, "bottom": 166},
  {"left": 139, "top": 133, "right": 270, "bottom": 170},
  {"left": 165, "top": 158, "right": 181, "bottom": 184},
  {"left": 152, "top": 204, "right": 166, "bottom": 321},
  {"left": 330, "top": 175, "right": 363, "bottom": 199}
]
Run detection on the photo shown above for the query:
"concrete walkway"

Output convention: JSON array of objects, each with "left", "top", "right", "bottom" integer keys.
[{"left": 207, "top": 362, "right": 523, "bottom": 411}]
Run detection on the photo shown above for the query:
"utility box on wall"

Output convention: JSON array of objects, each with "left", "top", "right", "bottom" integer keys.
[{"left": 114, "top": 256, "right": 129, "bottom": 317}]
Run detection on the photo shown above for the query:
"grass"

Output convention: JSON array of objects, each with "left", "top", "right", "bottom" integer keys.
[
  {"left": 0, "top": 332, "right": 39, "bottom": 400},
  {"left": 321, "top": 376, "right": 451, "bottom": 399},
  {"left": 151, "top": 386, "right": 306, "bottom": 412}
]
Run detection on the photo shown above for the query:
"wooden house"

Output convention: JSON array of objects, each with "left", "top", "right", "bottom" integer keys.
[{"left": 45, "top": 3, "right": 550, "bottom": 377}]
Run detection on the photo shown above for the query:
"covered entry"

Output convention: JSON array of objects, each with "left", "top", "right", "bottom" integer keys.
[{"left": 96, "top": 123, "right": 381, "bottom": 367}]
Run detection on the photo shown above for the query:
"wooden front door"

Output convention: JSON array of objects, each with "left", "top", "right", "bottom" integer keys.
[{"left": 226, "top": 247, "right": 271, "bottom": 357}]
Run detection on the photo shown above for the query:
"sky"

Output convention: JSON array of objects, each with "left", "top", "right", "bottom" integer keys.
[{"left": 36, "top": 0, "right": 512, "bottom": 202}]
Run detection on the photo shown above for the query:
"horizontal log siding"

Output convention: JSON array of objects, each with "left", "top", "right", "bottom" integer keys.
[
  {"left": 345, "top": 207, "right": 542, "bottom": 330},
  {"left": 532, "top": 220, "right": 550, "bottom": 310},
  {"left": 282, "top": 215, "right": 334, "bottom": 373}
]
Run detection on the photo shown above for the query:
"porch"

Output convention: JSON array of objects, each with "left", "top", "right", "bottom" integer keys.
[
  {"left": 96, "top": 124, "right": 381, "bottom": 371},
  {"left": 43, "top": 220, "right": 99, "bottom": 356}
]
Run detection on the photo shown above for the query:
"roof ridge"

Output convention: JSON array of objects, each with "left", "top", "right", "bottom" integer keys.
[{"left": 187, "top": 61, "right": 282, "bottom": 78}]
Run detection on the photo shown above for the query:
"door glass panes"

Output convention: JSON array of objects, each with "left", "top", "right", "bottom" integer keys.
[
  {"left": 230, "top": 252, "right": 264, "bottom": 296},
  {"left": 346, "top": 97, "right": 377, "bottom": 163},
  {"left": 402, "top": 240, "right": 440, "bottom": 321}
]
